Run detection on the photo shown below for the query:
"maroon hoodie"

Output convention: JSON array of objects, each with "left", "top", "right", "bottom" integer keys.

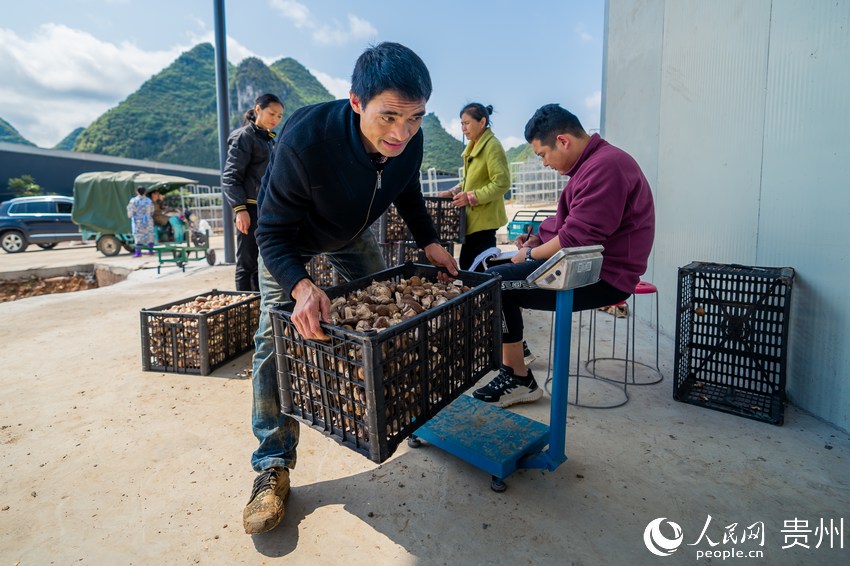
[{"left": 537, "top": 134, "right": 655, "bottom": 294}]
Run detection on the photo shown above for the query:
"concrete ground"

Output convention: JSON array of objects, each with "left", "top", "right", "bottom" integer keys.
[{"left": 1, "top": 238, "right": 848, "bottom": 565}]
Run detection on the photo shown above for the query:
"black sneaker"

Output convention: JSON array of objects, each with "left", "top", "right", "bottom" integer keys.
[
  {"left": 522, "top": 341, "right": 536, "bottom": 365},
  {"left": 473, "top": 365, "right": 543, "bottom": 408}
]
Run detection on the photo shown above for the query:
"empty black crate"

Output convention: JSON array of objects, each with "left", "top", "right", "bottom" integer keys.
[
  {"left": 306, "top": 242, "right": 456, "bottom": 288},
  {"left": 306, "top": 254, "right": 340, "bottom": 288},
  {"left": 674, "top": 262, "right": 795, "bottom": 425},
  {"left": 141, "top": 290, "right": 260, "bottom": 375},
  {"left": 381, "top": 241, "right": 454, "bottom": 267},
  {"left": 270, "top": 264, "right": 501, "bottom": 463},
  {"left": 379, "top": 196, "right": 466, "bottom": 244}
]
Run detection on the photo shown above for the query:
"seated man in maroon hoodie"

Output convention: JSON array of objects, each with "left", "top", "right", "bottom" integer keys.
[{"left": 473, "top": 103, "right": 656, "bottom": 408}]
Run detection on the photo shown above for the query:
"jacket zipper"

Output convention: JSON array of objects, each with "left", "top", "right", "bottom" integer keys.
[{"left": 349, "top": 170, "right": 381, "bottom": 243}]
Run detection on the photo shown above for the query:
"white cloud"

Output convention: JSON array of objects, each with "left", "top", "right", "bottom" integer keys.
[
  {"left": 271, "top": 0, "right": 312, "bottom": 28},
  {"left": 270, "top": 0, "right": 377, "bottom": 45},
  {"left": 584, "top": 90, "right": 601, "bottom": 111},
  {"left": 584, "top": 90, "right": 602, "bottom": 131},
  {"left": 0, "top": 86, "right": 111, "bottom": 149},
  {"left": 184, "top": 30, "right": 261, "bottom": 65},
  {"left": 446, "top": 117, "right": 464, "bottom": 141},
  {"left": 502, "top": 135, "right": 524, "bottom": 150},
  {"left": 309, "top": 69, "right": 350, "bottom": 100},
  {"left": 0, "top": 19, "right": 365, "bottom": 147},
  {"left": 0, "top": 24, "right": 264, "bottom": 147},
  {"left": 0, "top": 24, "right": 175, "bottom": 95},
  {"left": 576, "top": 23, "right": 593, "bottom": 42},
  {"left": 0, "top": 24, "right": 183, "bottom": 146}
]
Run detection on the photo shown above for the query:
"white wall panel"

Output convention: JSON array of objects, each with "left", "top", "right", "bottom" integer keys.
[
  {"left": 604, "top": 0, "right": 850, "bottom": 430},
  {"left": 757, "top": 0, "right": 850, "bottom": 425},
  {"left": 654, "top": 0, "right": 771, "bottom": 332},
  {"left": 602, "top": 0, "right": 665, "bottom": 300}
]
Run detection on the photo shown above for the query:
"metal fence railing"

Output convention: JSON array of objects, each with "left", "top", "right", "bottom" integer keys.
[
  {"left": 421, "top": 161, "right": 565, "bottom": 205},
  {"left": 420, "top": 167, "right": 462, "bottom": 196},
  {"left": 174, "top": 160, "right": 565, "bottom": 234},
  {"left": 167, "top": 185, "right": 224, "bottom": 233},
  {"left": 509, "top": 159, "right": 567, "bottom": 205}
]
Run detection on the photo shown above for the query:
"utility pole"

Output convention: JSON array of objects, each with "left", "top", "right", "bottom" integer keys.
[{"left": 213, "top": 0, "right": 234, "bottom": 263}]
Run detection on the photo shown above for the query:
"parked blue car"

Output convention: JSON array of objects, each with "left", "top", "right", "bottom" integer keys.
[{"left": 0, "top": 195, "right": 82, "bottom": 253}]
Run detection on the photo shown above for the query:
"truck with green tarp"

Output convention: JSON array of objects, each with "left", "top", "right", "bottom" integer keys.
[{"left": 71, "top": 171, "right": 198, "bottom": 256}]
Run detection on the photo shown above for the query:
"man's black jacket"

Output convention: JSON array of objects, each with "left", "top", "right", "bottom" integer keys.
[{"left": 255, "top": 99, "right": 439, "bottom": 295}]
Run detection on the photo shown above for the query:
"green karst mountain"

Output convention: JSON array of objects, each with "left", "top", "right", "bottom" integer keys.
[
  {"left": 0, "top": 117, "right": 35, "bottom": 146},
  {"left": 73, "top": 43, "right": 221, "bottom": 168},
  {"left": 69, "top": 43, "right": 462, "bottom": 173},
  {"left": 230, "top": 56, "right": 287, "bottom": 131},
  {"left": 421, "top": 113, "right": 463, "bottom": 174},
  {"left": 53, "top": 127, "right": 85, "bottom": 150},
  {"left": 269, "top": 57, "right": 334, "bottom": 107},
  {"left": 506, "top": 143, "right": 535, "bottom": 163}
]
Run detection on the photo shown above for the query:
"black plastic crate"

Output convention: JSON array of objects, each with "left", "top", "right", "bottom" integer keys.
[
  {"left": 141, "top": 290, "right": 260, "bottom": 375},
  {"left": 673, "top": 262, "right": 795, "bottom": 425},
  {"left": 306, "top": 254, "right": 341, "bottom": 288},
  {"left": 378, "top": 196, "right": 466, "bottom": 244},
  {"left": 380, "top": 241, "right": 454, "bottom": 267},
  {"left": 306, "top": 242, "right": 456, "bottom": 287},
  {"left": 270, "top": 263, "right": 501, "bottom": 463}
]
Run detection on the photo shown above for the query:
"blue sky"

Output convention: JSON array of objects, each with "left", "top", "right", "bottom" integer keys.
[{"left": 1, "top": 0, "right": 604, "bottom": 150}]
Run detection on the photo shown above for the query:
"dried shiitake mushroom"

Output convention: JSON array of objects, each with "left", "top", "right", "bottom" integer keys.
[
  {"left": 147, "top": 293, "right": 256, "bottom": 370},
  {"left": 328, "top": 275, "right": 470, "bottom": 333}
]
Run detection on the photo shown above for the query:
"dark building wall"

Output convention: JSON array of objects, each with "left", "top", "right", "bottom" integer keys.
[{"left": 0, "top": 142, "right": 221, "bottom": 202}]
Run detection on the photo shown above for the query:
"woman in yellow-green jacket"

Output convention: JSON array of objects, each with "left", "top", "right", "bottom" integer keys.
[{"left": 439, "top": 103, "right": 510, "bottom": 271}]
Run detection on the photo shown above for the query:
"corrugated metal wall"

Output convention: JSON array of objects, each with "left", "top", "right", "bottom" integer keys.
[{"left": 604, "top": 0, "right": 850, "bottom": 430}]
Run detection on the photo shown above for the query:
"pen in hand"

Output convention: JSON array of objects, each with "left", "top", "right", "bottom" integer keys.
[{"left": 519, "top": 224, "right": 534, "bottom": 248}]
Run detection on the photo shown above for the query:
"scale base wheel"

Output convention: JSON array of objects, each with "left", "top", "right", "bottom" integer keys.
[
  {"left": 407, "top": 436, "right": 421, "bottom": 448},
  {"left": 490, "top": 476, "right": 507, "bottom": 493}
]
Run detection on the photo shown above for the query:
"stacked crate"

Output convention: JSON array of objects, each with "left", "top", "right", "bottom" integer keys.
[
  {"left": 308, "top": 196, "right": 465, "bottom": 287},
  {"left": 376, "top": 196, "right": 462, "bottom": 267}
]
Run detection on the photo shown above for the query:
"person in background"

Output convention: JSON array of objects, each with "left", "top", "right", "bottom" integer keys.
[
  {"left": 222, "top": 93, "right": 284, "bottom": 291},
  {"left": 472, "top": 103, "right": 656, "bottom": 407},
  {"left": 438, "top": 103, "right": 510, "bottom": 271},
  {"left": 244, "top": 42, "right": 457, "bottom": 535},
  {"left": 126, "top": 186, "right": 154, "bottom": 257},
  {"left": 438, "top": 103, "right": 535, "bottom": 364},
  {"left": 149, "top": 191, "right": 170, "bottom": 242}
]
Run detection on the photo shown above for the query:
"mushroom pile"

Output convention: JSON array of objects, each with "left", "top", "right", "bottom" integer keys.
[
  {"left": 146, "top": 293, "right": 256, "bottom": 370},
  {"left": 328, "top": 275, "right": 471, "bottom": 332},
  {"left": 280, "top": 274, "right": 479, "bottom": 447}
]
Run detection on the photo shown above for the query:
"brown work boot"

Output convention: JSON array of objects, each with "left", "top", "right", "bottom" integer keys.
[{"left": 243, "top": 467, "right": 290, "bottom": 534}]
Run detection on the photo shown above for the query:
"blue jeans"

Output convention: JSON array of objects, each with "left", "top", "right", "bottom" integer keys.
[{"left": 250, "top": 229, "right": 387, "bottom": 472}]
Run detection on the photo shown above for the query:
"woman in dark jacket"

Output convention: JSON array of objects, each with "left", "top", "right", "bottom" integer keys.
[{"left": 222, "top": 93, "right": 284, "bottom": 291}]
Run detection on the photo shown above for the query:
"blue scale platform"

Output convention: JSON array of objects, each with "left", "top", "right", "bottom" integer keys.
[{"left": 413, "top": 394, "right": 550, "bottom": 480}]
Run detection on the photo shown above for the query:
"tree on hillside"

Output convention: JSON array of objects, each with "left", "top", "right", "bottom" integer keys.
[{"left": 8, "top": 175, "right": 44, "bottom": 197}]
